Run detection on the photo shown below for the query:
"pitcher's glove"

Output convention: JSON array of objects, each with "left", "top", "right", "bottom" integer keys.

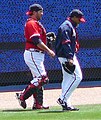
[
  {"left": 46, "top": 32, "right": 56, "bottom": 49},
  {"left": 62, "top": 62, "right": 75, "bottom": 74}
]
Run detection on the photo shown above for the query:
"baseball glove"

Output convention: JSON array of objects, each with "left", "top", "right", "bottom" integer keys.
[
  {"left": 46, "top": 32, "right": 56, "bottom": 41},
  {"left": 46, "top": 32, "right": 56, "bottom": 49},
  {"left": 62, "top": 62, "right": 75, "bottom": 74}
]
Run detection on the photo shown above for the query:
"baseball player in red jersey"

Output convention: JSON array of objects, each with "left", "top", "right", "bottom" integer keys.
[{"left": 16, "top": 4, "right": 55, "bottom": 109}]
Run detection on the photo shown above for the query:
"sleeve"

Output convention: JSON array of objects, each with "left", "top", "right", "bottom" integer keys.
[
  {"left": 61, "top": 26, "right": 74, "bottom": 59},
  {"left": 31, "top": 36, "right": 42, "bottom": 46},
  {"left": 27, "top": 21, "right": 40, "bottom": 39}
]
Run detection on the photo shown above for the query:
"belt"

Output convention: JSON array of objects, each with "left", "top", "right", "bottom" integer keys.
[{"left": 28, "top": 49, "right": 44, "bottom": 53}]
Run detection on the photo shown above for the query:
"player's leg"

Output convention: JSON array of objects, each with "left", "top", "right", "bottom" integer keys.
[
  {"left": 32, "top": 87, "right": 49, "bottom": 109},
  {"left": 16, "top": 50, "right": 39, "bottom": 109},
  {"left": 32, "top": 87, "right": 44, "bottom": 109},
  {"left": 16, "top": 83, "right": 38, "bottom": 109},
  {"left": 58, "top": 57, "right": 75, "bottom": 100},
  {"left": 57, "top": 56, "right": 82, "bottom": 111},
  {"left": 16, "top": 50, "right": 49, "bottom": 109},
  {"left": 29, "top": 52, "right": 49, "bottom": 109}
]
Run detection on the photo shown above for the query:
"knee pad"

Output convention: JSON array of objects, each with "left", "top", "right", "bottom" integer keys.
[
  {"left": 31, "top": 76, "right": 49, "bottom": 88},
  {"left": 31, "top": 78, "right": 39, "bottom": 87},
  {"left": 38, "top": 75, "right": 49, "bottom": 86}
]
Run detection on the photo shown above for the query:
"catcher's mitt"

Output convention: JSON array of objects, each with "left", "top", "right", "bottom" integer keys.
[
  {"left": 46, "top": 32, "right": 56, "bottom": 41},
  {"left": 46, "top": 32, "right": 56, "bottom": 49},
  {"left": 62, "top": 62, "right": 75, "bottom": 74}
]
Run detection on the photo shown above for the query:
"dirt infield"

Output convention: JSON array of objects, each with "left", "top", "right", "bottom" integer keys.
[{"left": 0, "top": 87, "right": 101, "bottom": 110}]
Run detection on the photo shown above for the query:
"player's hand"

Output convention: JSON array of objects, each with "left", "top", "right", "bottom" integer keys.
[{"left": 47, "top": 50, "right": 55, "bottom": 57}]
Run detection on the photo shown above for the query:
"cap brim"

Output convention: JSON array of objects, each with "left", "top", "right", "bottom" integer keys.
[
  {"left": 26, "top": 11, "right": 32, "bottom": 15},
  {"left": 80, "top": 17, "right": 86, "bottom": 22}
]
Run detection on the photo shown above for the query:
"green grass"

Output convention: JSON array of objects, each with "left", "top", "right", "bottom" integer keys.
[{"left": 0, "top": 104, "right": 101, "bottom": 120}]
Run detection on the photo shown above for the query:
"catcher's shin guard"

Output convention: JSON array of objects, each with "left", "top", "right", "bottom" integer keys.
[
  {"left": 32, "top": 87, "right": 49, "bottom": 109},
  {"left": 20, "top": 84, "right": 38, "bottom": 101},
  {"left": 32, "top": 87, "right": 43, "bottom": 109}
]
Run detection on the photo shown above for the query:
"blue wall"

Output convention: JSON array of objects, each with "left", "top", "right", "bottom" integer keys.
[
  {"left": 0, "top": 48, "right": 101, "bottom": 72},
  {"left": 0, "top": 0, "right": 101, "bottom": 73},
  {"left": 0, "top": 0, "right": 101, "bottom": 42}
]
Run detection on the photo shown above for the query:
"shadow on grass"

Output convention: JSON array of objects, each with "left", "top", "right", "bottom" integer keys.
[
  {"left": 38, "top": 110, "right": 63, "bottom": 113},
  {"left": 2, "top": 109, "right": 33, "bottom": 112},
  {"left": 2, "top": 109, "right": 63, "bottom": 113}
]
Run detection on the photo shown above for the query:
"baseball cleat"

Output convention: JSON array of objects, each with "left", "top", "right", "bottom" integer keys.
[
  {"left": 63, "top": 106, "right": 79, "bottom": 111},
  {"left": 16, "top": 93, "right": 27, "bottom": 109},
  {"left": 42, "top": 106, "right": 49, "bottom": 109},
  {"left": 57, "top": 98, "right": 67, "bottom": 110},
  {"left": 57, "top": 98, "right": 79, "bottom": 111},
  {"left": 32, "top": 104, "right": 49, "bottom": 110}
]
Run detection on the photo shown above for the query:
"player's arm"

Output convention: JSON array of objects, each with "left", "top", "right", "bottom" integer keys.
[
  {"left": 31, "top": 36, "right": 55, "bottom": 57},
  {"left": 27, "top": 22, "right": 55, "bottom": 57},
  {"left": 62, "top": 27, "right": 74, "bottom": 59},
  {"left": 61, "top": 27, "right": 74, "bottom": 65}
]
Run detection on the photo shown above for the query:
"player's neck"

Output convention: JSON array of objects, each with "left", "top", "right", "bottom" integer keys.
[{"left": 30, "top": 15, "right": 38, "bottom": 21}]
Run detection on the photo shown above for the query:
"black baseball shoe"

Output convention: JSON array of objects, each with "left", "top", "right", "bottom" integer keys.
[
  {"left": 57, "top": 98, "right": 79, "bottom": 111},
  {"left": 63, "top": 106, "right": 79, "bottom": 111},
  {"left": 16, "top": 93, "right": 27, "bottom": 109},
  {"left": 57, "top": 98, "right": 68, "bottom": 110}
]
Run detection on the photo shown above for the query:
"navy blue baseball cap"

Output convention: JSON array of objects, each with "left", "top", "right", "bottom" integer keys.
[
  {"left": 26, "top": 4, "right": 43, "bottom": 15},
  {"left": 69, "top": 9, "right": 86, "bottom": 22}
]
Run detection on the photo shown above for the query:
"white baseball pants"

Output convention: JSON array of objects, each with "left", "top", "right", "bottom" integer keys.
[
  {"left": 58, "top": 54, "right": 82, "bottom": 107},
  {"left": 24, "top": 49, "right": 46, "bottom": 86}
]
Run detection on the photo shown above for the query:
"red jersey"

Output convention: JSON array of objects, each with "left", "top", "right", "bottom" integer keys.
[{"left": 24, "top": 18, "right": 47, "bottom": 51}]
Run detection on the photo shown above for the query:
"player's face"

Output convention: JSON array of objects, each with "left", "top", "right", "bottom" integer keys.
[
  {"left": 36, "top": 10, "right": 43, "bottom": 20},
  {"left": 73, "top": 16, "right": 81, "bottom": 24}
]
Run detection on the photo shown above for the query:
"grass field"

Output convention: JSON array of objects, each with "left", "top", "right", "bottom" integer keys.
[{"left": 0, "top": 104, "right": 101, "bottom": 120}]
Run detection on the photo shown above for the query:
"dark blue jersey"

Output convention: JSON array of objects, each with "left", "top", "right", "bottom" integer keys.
[{"left": 55, "top": 19, "right": 77, "bottom": 60}]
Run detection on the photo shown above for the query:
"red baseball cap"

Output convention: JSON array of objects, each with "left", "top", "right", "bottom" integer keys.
[{"left": 69, "top": 9, "right": 86, "bottom": 23}]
